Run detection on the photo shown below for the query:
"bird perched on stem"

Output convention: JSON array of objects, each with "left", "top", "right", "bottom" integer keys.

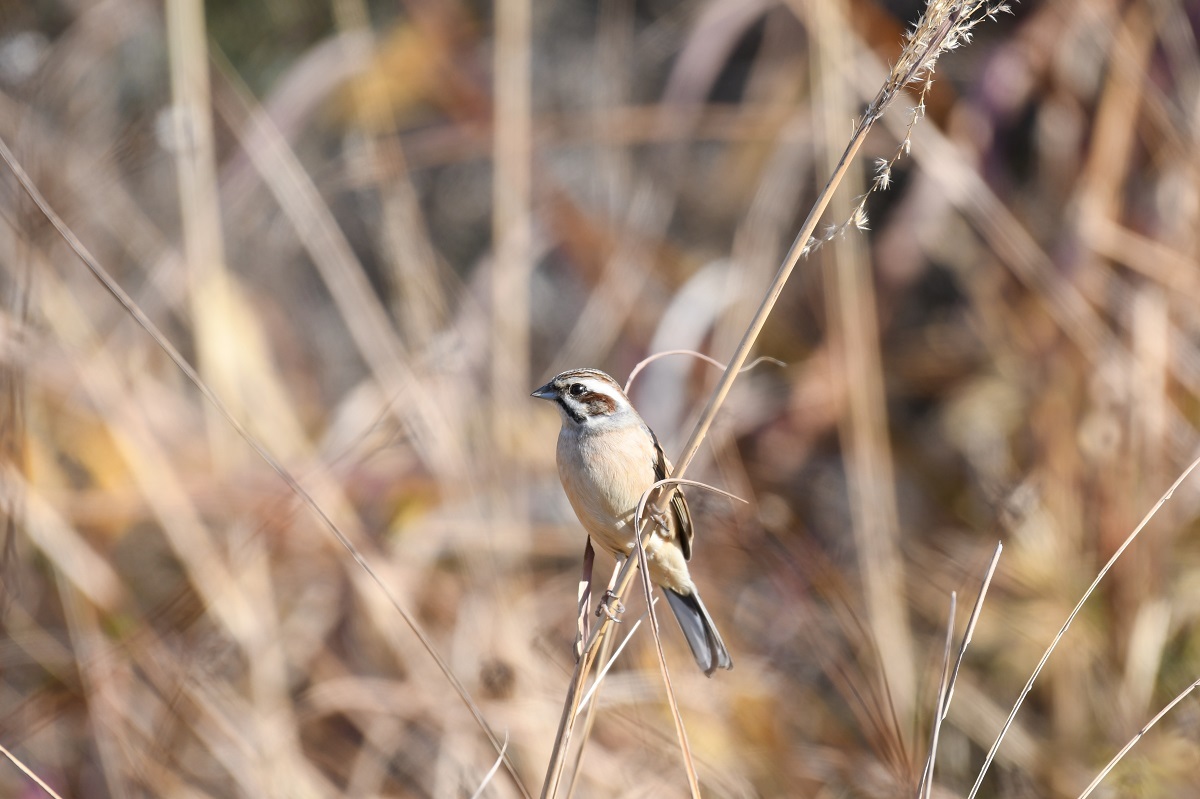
[{"left": 532, "top": 368, "right": 732, "bottom": 676}]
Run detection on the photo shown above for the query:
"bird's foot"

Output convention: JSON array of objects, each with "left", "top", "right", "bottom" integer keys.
[
  {"left": 596, "top": 590, "right": 625, "bottom": 622},
  {"left": 649, "top": 508, "right": 672, "bottom": 533}
]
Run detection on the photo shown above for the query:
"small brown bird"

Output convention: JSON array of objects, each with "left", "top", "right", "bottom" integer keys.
[{"left": 532, "top": 368, "right": 732, "bottom": 675}]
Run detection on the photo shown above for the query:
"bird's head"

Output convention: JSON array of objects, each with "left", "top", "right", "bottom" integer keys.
[{"left": 531, "top": 369, "right": 635, "bottom": 428}]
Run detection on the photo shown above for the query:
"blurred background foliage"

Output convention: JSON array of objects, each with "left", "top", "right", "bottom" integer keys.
[{"left": 2, "top": 0, "right": 1200, "bottom": 796}]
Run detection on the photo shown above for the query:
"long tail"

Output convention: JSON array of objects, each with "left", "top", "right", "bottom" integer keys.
[{"left": 664, "top": 587, "right": 733, "bottom": 676}]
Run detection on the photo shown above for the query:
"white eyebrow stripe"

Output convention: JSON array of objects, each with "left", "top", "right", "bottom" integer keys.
[{"left": 577, "top": 381, "right": 627, "bottom": 402}]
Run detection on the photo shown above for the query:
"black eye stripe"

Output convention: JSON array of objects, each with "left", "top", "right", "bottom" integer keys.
[{"left": 554, "top": 396, "right": 586, "bottom": 424}]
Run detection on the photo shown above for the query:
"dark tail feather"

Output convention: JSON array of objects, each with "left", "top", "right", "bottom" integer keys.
[{"left": 664, "top": 587, "right": 733, "bottom": 676}]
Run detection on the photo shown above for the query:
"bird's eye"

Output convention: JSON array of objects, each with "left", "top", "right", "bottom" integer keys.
[{"left": 568, "top": 383, "right": 586, "bottom": 397}]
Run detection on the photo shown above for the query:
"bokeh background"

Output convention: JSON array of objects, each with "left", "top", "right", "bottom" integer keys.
[{"left": 3, "top": 0, "right": 1200, "bottom": 796}]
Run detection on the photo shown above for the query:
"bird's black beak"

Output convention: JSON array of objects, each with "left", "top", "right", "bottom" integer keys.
[{"left": 531, "top": 381, "right": 557, "bottom": 401}]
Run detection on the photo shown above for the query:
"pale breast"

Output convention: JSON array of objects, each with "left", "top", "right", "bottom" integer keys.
[{"left": 556, "top": 422, "right": 660, "bottom": 558}]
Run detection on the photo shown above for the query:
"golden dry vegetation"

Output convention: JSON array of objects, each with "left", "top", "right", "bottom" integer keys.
[{"left": 2, "top": 0, "right": 1200, "bottom": 797}]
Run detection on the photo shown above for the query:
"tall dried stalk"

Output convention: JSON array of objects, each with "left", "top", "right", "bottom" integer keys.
[
  {"left": 209, "top": 48, "right": 467, "bottom": 482},
  {"left": 674, "top": 0, "right": 1008, "bottom": 478},
  {"left": 492, "top": 0, "right": 533, "bottom": 494},
  {"left": 812, "top": 0, "right": 914, "bottom": 721},
  {"left": 967, "top": 450, "right": 1200, "bottom": 798},
  {"left": 0, "top": 742, "right": 64, "bottom": 799},
  {"left": 332, "top": 0, "right": 448, "bottom": 349},
  {"left": 919, "top": 542, "right": 1002, "bottom": 798},
  {"left": 0, "top": 135, "right": 531, "bottom": 799},
  {"left": 165, "top": 0, "right": 242, "bottom": 462},
  {"left": 919, "top": 591, "right": 955, "bottom": 799},
  {"left": 1075, "top": 676, "right": 1200, "bottom": 799},
  {"left": 539, "top": 1, "right": 1009, "bottom": 796}
]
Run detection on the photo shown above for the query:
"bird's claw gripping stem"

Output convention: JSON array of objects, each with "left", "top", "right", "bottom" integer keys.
[{"left": 596, "top": 589, "right": 625, "bottom": 622}]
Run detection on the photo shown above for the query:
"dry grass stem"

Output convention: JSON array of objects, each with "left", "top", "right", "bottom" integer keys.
[
  {"left": 576, "top": 603, "right": 653, "bottom": 714},
  {"left": 1075, "top": 677, "right": 1200, "bottom": 799},
  {"left": 208, "top": 50, "right": 467, "bottom": 479},
  {"left": 633, "top": 479, "right": 751, "bottom": 521},
  {"left": 331, "top": 0, "right": 448, "bottom": 348},
  {"left": 574, "top": 539, "right": 596, "bottom": 659},
  {"left": 624, "top": 350, "right": 785, "bottom": 393},
  {"left": 969, "top": 455, "right": 1200, "bottom": 798},
  {"left": 917, "top": 591, "right": 955, "bottom": 799},
  {"left": 566, "top": 566, "right": 623, "bottom": 799},
  {"left": 801, "top": 0, "right": 1012, "bottom": 256},
  {"left": 540, "top": 631, "right": 605, "bottom": 798},
  {"left": 945, "top": 543, "right": 1003, "bottom": 722},
  {"left": 469, "top": 735, "right": 510, "bottom": 799},
  {"left": 0, "top": 742, "right": 64, "bottom": 799},
  {"left": 0, "top": 135, "right": 527, "bottom": 798},
  {"left": 166, "top": 0, "right": 242, "bottom": 462},
  {"left": 541, "top": 478, "right": 745, "bottom": 798},
  {"left": 632, "top": 533, "right": 700, "bottom": 799},
  {"left": 631, "top": 478, "right": 748, "bottom": 798},
  {"left": 491, "top": 0, "right": 533, "bottom": 533},
  {"left": 542, "top": 3, "right": 1007, "bottom": 792},
  {"left": 671, "top": 0, "right": 1008, "bottom": 482},
  {"left": 13, "top": 1, "right": 1196, "bottom": 795},
  {"left": 920, "top": 542, "right": 1002, "bottom": 798},
  {"left": 812, "top": 0, "right": 915, "bottom": 723}
]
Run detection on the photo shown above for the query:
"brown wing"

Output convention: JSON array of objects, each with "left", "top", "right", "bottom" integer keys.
[{"left": 644, "top": 423, "right": 694, "bottom": 560}]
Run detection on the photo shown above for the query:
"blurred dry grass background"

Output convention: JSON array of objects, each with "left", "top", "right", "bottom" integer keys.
[{"left": 2, "top": 0, "right": 1200, "bottom": 796}]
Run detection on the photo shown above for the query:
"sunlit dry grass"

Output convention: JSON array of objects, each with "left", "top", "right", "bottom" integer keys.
[{"left": 2, "top": 1, "right": 1200, "bottom": 798}]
